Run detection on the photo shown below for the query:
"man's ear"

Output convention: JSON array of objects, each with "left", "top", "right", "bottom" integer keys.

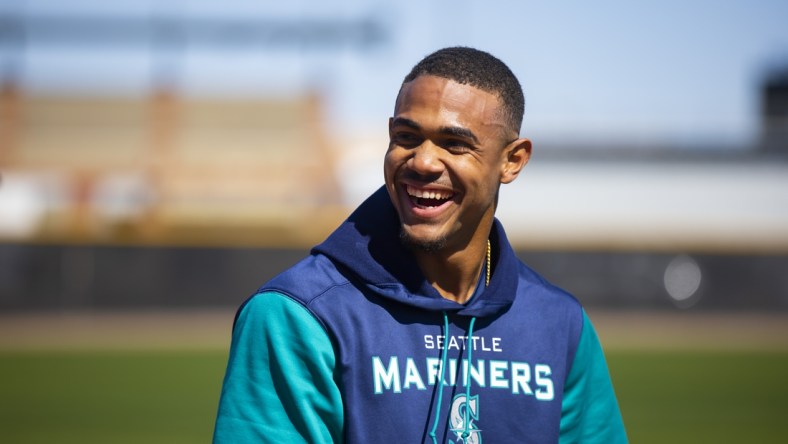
[{"left": 500, "top": 138, "right": 532, "bottom": 184}]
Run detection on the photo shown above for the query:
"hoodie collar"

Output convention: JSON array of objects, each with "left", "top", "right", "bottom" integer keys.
[{"left": 312, "top": 186, "right": 519, "bottom": 318}]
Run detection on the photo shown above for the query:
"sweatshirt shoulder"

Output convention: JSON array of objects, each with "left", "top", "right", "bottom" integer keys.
[
  {"left": 515, "top": 259, "right": 586, "bottom": 350},
  {"left": 517, "top": 259, "right": 583, "bottom": 311},
  {"left": 258, "top": 253, "right": 350, "bottom": 305},
  {"left": 231, "top": 254, "right": 348, "bottom": 329}
]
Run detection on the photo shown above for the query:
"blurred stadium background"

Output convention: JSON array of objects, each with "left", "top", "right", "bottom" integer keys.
[{"left": 1, "top": 1, "right": 787, "bottom": 442}]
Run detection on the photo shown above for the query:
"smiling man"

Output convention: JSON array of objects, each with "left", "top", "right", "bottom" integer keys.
[
  {"left": 386, "top": 69, "right": 529, "bottom": 305},
  {"left": 214, "top": 47, "right": 627, "bottom": 443}
]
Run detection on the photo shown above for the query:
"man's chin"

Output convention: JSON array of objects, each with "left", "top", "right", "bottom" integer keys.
[{"left": 399, "top": 228, "right": 447, "bottom": 254}]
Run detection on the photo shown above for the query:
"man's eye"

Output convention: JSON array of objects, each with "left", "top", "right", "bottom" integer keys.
[
  {"left": 442, "top": 141, "right": 472, "bottom": 153},
  {"left": 393, "top": 133, "right": 421, "bottom": 146}
]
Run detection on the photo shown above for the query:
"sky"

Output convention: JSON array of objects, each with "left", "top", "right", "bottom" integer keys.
[{"left": 2, "top": 0, "right": 788, "bottom": 148}]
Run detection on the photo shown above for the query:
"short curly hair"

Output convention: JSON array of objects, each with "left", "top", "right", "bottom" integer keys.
[{"left": 401, "top": 47, "right": 525, "bottom": 135}]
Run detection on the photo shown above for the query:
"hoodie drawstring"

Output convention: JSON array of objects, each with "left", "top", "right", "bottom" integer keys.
[
  {"left": 461, "top": 316, "right": 477, "bottom": 442},
  {"left": 429, "top": 313, "right": 478, "bottom": 444},
  {"left": 429, "top": 239, "right": 489, "bottom": 443},
  {"left": 429, "top": 312, "right": 451, "bottom": 444}
]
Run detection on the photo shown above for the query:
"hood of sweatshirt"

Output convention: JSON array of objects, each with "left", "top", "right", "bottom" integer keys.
[{"left": 311, "top": 186, "right": 520, "bottom": 318}]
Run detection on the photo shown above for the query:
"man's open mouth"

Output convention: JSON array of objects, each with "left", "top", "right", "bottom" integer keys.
[{"left": 406, "top": 185, "right": 455, "bottom": 208}]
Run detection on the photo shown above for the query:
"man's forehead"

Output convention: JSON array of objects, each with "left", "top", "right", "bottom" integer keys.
[
  {"left": 397, "top": 75, "right": 500, "bottom": 106},
  {"left": 395, "top": 75, "right": 507, "bottom": 129}
]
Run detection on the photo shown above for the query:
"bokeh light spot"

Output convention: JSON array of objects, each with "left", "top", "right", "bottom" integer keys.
[{"left": 664, "top": 255, "right": 702, "bottom": 307}]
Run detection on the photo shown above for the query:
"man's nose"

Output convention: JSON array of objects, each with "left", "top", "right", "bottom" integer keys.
[{"left": 408, "top": 141, "right": 444, "bottom": 176}]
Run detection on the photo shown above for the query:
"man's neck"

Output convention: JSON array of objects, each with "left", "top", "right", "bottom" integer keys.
[{"left": 414, "top": 230, "right": 491, "bottom": 304}]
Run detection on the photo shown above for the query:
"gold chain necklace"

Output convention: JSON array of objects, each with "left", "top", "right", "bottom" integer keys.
[{"left": 485, "top": 239, "right": 491, "bottom": 287}]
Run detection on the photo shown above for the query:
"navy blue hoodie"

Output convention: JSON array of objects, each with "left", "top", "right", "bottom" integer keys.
[{"left": 213, "top": 187, "right": 627, "bottom": 443}]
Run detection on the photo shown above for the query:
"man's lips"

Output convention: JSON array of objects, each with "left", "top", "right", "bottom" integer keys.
[
  {"left": 403, "top": 184, "right": 456, "bottom": 215},
  {"left": 405, "top": 185, "right": 454, "bottom": 201}
]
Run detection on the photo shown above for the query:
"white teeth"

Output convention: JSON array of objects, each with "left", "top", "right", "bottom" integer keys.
[{"left": 406, "top": 185, "right": 452, "bottom": 200}]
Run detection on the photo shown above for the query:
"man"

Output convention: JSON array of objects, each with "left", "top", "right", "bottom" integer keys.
[{"left": 214, "top": 47, "right": 627, "bottom": 443}]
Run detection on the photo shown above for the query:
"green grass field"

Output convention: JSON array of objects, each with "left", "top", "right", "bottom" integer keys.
[
  {"left": 608, "top": 350, "right": 788, "bottom": 443},
  {"left": 0, "top": 350, "right": 228, "bottom": 444},
  {"left": 1, "top": 348, "right": 787, "bottom": 443}
]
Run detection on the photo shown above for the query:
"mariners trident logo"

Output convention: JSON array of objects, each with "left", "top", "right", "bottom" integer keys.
[{"left": 449, "top": 394, "right": 481, "bottom": 443}]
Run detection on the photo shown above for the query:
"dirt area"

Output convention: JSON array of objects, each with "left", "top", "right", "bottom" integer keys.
[
  {"left": 0, "top": 308, "right": 787, "bottom": 351},
  {"left": 588, "top": 309, "right": 788, "bottom": 351},
  {"left": 0, "top": 309, "right": 237, "bottom": 350}
]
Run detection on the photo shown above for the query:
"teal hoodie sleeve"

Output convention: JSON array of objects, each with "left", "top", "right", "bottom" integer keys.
[
  {"left": 213, "top": 292, "right": 344, "bottom": 443},
  {"left": 559, "top": 310, "right": 627, "bottom": 443}
]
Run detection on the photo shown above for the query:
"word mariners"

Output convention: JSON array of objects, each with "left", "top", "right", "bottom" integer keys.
[{"left": 372, "top": 356, "right": 555, "bottom": 400}]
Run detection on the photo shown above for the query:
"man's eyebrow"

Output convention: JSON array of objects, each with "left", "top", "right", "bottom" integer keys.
[
  {"left": 391, "top": 117, "right": 479, "bottom": 144},
  {"left": 390, "top": 117, "right": 421, "bottom": 131},
  {"left": 438, "top": 126, "right": 479, "bottom": 144}
]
